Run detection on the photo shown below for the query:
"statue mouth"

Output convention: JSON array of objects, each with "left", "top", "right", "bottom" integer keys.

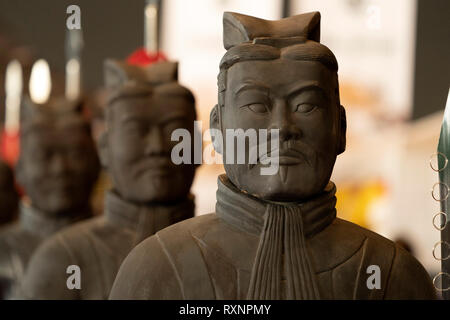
[
  {"left": 43, "top": 178, "right": 76, "bottom": 191},
  {"left": 277, "top": 149, "right": 305, "bottom": 165},
  {"left": 136, "top": 156, "right": 174, "bottom": 176},
  {"left": 278, "top": 155, "right": 303, "bottom": 165},
  {"left": 254, "top": 148, "right": 308, "bottom": 169}
]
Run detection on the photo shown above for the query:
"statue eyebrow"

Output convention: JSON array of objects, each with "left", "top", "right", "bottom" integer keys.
[
  {"left": 120, "top": 114, "right": 143, "bottom": 124},
  {"left": 158, "top": 111, "right": 188, "bottom": 124},
  {"left": 286, "top": 81, "right": 328, "bottom": 100},
  {"left": 120, "top": 110, "right": 188, "bottom": 124},
  {"left": 234, "top": 81, "right": 270, "bottom": 95}
]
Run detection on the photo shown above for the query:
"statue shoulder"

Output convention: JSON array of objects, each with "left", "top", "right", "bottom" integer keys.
[
  {"left": 22, "top": 215, "right": 108, "bottom": 276},
  {"left": 0, "top": 229, "right": 16, "bottom": 297},
  {"left": 19, "top": 229, "right": 81, "bottom": 299},
  {"left": 384, "top": 245, "right": 436, "bottom": 299},
  {"left": 311, "top": 218, "right": 398, "bottom": 273},
  {"left": 55, "top": 216, "right": 104, "bottom": 240},
  {"left": 328, "top": 218, "right": 395, "bottom": 245},
  {"left": 313, "top": 218, "right": 435, "bottom": 299},
  {"left": 0, "top": 223, "right": 36, "bottom": 271},
  {"left": 0, "top": 222, "right": 27, "bottom": 250},
  {"left": 110, "top": 214, "right": 219, "bottom": 300}
]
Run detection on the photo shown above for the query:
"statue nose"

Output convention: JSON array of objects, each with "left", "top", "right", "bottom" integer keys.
[
  {"left": 49, "top": 153, "right": 69, "bottom": 173},
  {"left": 145, "top": 126, "right": 165, "bottom": 155},
  {"left": 268, "top": 99, "right": 302, "bottom": 141}
]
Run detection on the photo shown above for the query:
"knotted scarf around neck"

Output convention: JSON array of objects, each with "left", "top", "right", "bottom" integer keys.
[{"left": 215, "top": 175, "right": 337, "bottom": 300}]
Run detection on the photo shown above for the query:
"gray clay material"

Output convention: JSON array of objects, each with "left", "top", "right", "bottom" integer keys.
[
  {"left": 0, "top": 98, "right": 99, "bottom": 299},
  {"left": 109, "top": 12, "right": 436, "bottom": 300},
  {"left": 19, "top": 60, "right": 197, "bottom": 299}
]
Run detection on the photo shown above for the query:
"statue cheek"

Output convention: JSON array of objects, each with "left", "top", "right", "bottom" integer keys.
[
  {"left": 298, "top": 111, "right": 334, "bottom": 142},
  {"left": 112, "top": 135, "right": 144, "bottom": 162},
  {"left": 25, "top": 161, "right": 47, "bottom": 182}
]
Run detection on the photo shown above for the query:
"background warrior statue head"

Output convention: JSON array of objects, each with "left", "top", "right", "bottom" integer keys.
[
  {"left": 100, "top": 60, "right": 197, "bottom": 203},
  {"left": 16, "top": 97, "right": 100, "bottom": 215}
]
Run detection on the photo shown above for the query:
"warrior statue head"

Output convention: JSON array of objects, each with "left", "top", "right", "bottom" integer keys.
[
  {"left": 16, "top": 98, "right": 100, "bottom": 216},
  {"left": 210, "top": 11, "right": 346, "bottom": 201},
  {"left": 100, "top": 60, "right": 197, "bottom": 204}
]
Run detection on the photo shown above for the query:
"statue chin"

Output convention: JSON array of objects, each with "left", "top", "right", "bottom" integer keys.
[
  {"left": 118, "top": 179, "right": 191, "bottom": 204},
  {"left": 224, "top": 163, "right": 333, "bottom": 202},
  {"left": 35, "top": 196, "right": 79, "bottom": 216}
]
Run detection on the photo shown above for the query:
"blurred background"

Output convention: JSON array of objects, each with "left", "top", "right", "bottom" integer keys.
[{"left": 0, "top": 0, "right": 449, "bottom": 276}]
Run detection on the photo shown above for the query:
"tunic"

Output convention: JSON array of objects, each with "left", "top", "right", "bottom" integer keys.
[
  {"left": 20, "top": 191, "right": 195, "bottom": 299},
  {"left": 110, "top": 175, "right": 436, "bottom": 300},
  {"left": 0, "top": 202, "right": 91, "bottom": 299}
]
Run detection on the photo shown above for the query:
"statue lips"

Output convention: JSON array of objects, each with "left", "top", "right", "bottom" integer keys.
[
  {"left": 252, "top": 148, "right": 308, "bottom": 169},
  {"left": 44, "top": 179, "right": 78, "bottom": 197},
  {"left": 137, "top": 155, "right": 174, "bottom": 177},
  {"left": 247, "top": 139, "right": 316, "bottom": 171},
  {"left": 277, "top": 149, "right": 305, "bottom": 165}
]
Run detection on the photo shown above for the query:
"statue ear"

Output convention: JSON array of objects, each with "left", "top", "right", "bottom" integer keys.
[
  {"left": 337, "top": 105, "right": 347, "bottom": 155},
  {"left": 97, "top": 130, "right": 109, "bottom": 168},
  {"left": 210, "top": 104, "right": 223, "bottom": 154}
]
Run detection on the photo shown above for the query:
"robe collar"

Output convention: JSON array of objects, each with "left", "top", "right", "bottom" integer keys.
[
  {"left": 19, "top": 201, "right": 92, "bottom": 238},
  {"left": 215, "top": 174, "right": 337, "bottom": 299},
  {"left": 105, "top": 190, "right": 195, "bottom": 243},
  {"left": 215, "top": 175, "right": 336, "bottom": 238}
]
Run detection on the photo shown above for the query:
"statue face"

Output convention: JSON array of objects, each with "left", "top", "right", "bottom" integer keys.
[
  {"left": 221, "top": 59, "right": 341, "bottom": 201},
  {"left": 19, "top": 122, "right": 99, "bottom": 215},
  {"left": 107, "top": 90, "right": 195, "bottom": 203}
]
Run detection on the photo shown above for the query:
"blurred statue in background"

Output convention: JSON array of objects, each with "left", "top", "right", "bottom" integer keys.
[
  {"left": 20, "top": 60, "right": 197, "bottom": 299},
  {"left": 110, "top": 12, "right": 436, "bottom": 300},
  {"left": 0, "top": 98, "right": 99, "bottom": 299},
  {"left": 0, "top": 159, "right": 19, "bottom": 225}
]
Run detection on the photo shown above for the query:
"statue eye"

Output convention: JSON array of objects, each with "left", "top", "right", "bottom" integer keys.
[
  {"left": 294, "top": 103, "right": 316, "bottom": 113},
  {"left": 124, "top": 121, "right": 146, "bottom": 135},
  {"left": 246, "top": 103, "right": 268, "bottom": 114},
  {"left": 67, "top": 148, "right": 83, "bottom": 159}
]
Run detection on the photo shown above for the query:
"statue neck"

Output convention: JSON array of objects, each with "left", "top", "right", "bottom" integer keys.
[
  {"left": 19, "top": 201, "right": 92, "bottom": 238},
  {"left": 104, "top": 190, "right": 195, "bottom": 244}
]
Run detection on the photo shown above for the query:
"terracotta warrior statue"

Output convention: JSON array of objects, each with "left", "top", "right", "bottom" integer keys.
[
  {"left": 0, "top": 98, "right": 99, "bottom": 299},
  {"left": 110, "top": 12, "right": 436, "bottom": 300},
  {"left": 0, "top": 159, "right": 19, "bottom": 226},
  {"left": 20, "top": 60, "right": 197, "bottom": 299}
]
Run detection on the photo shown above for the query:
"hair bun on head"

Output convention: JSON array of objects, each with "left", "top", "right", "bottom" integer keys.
[{"left": 223, "top": 11, "right": 321, "bottom": 50}]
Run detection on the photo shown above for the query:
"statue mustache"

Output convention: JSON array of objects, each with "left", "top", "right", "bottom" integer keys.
[
  {"left": 135, "top": 151, "right": 174, "bottom": 175},
  {"left": 248, "top": 140, "right": 316, "bottom": 169},
  {"left": 42, "top": 177, "right": 77, "bottom": 189}
]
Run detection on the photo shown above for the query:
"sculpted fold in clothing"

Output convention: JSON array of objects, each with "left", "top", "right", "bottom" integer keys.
[
  {"left": 20, "top": 192, "right": 194, "bottom": 299},
  {"left": 110, "top": 176, "right": 435, "bottom": 299},
  {"left": 110, "top": 11, "right": 435, "bottom": 300},
  {"left": 0, "top": 204, "right": 92, "bottom": 299}
]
